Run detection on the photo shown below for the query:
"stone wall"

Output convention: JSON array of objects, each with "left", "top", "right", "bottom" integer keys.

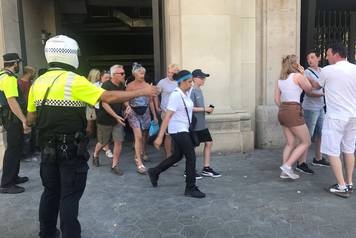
[
  {"left": 22, "top": 0, "right": 56, "bottom": 70},
  {"left": 164, "top": 0, "right": 256, "bottom": 152},
  {"left": 255, "top": 0, "right": 301, "bottom": 148}
]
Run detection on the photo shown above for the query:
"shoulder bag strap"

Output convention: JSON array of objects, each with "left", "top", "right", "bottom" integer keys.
[
  {"left": 307, "top": 68, "right": 325, "bottom": 94},
  {"left": 180, "top": 95, "right": 191, "bottom": 125},
  {"left": 306, "top": 68, "right": 319, "bottom": 79}
]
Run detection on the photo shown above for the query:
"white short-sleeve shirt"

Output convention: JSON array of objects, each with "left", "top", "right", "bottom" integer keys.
[
  {"left": 166, "top": 87, "right": 193, "bottom": 134},
  {"left": 319, "top": 60, "right": 356, "bottom": 121},
  {"left": 157, "top": 77, "right": 177, "bottom": 112}
]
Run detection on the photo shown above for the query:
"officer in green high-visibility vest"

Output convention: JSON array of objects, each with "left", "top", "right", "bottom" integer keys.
[
  {"left": 27, "top": 35, "right": 159, "bottom": 238},
  {"left": 0, "top": 53, "right": 31, "bottom": 195}
]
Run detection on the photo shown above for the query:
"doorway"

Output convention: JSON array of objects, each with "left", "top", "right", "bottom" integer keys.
[
  {"left": 55, "top": 0, "right": 166, "bottom": 83},
  {"left": 300, "top": 0, "right": 356, "bottom": 66}
]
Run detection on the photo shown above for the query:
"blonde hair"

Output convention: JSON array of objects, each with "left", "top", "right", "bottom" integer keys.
[
  {"left": 279, "top": 54, "right": 298, "bottom": 80},
  {"left": 87, "top": 68, "right": 101, "bottom": 83},
  {"left": 167, "top": 63, "right": 180, "bottom": 72},
  {"left": 23, "top": 65, "right": 36, "bottom": 77}
]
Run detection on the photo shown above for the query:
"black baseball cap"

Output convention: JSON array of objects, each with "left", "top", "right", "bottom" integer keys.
[
  {"left": 192, "top": 69, "right": 209, "bottom": 78},
  {"left": 3, "top": 53, "right": 22, "bottom": 63}
]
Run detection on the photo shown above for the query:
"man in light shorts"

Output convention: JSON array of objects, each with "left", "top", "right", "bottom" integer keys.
[
  {"left": 93, "top": 65, "right": 126, "bottom": 175},
  {"left": 314, "top": 43, "right": 356, "bottom": 198}
]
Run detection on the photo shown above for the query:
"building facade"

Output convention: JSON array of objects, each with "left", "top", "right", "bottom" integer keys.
[{"left": 0, "top": 0, "right": 355, "bottom": 155}]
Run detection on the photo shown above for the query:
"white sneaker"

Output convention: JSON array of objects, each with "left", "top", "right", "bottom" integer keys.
[
  {"left": 105, "top": 150, "right": 113, "bottom": 158},
  {"left": 280, "top": 165, "right": 300, "bottom": 180},
  {"left": 279, "top": 172, "right": 290, "bottom": 179}
]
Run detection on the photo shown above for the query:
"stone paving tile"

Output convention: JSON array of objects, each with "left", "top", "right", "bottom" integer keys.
[{"left": 0, "top": 145, "right": 355, "bottom": 238}]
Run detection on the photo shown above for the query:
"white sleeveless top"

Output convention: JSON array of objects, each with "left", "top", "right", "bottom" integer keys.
[{"left": 278, "top": 73, "right": 302, "bottom": 103}]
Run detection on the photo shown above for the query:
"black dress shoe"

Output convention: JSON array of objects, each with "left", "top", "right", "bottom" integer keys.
[
  {"left": 184, "top": 186, "right": 206, "bottom": 198},
  {"left": 148, "top": 168, "right": 159, "bottom": 187},
  {"left": 0, "top": 185, "right": 25, "bottom": 194},
  {"left": 15, "top": 176, "right": 29, "bottom": 184},
  {"left": 55, "top": 229, "right": 61, "bottom": 238}
]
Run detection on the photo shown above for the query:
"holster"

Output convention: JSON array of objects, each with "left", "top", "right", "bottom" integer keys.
[
  {"left": 42, "top": 139, "right": 56, "bottom": 163},
  {"left": 74, "top": 132, "right": 90, "bottom": 160}
]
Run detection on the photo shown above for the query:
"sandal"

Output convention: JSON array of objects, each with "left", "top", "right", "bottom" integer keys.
[
  {"left": 92, "top": 156, "right": 100, "bottom": 167},
  {"left": 134, "top": 156, "right": 146, "bottom": 175}
]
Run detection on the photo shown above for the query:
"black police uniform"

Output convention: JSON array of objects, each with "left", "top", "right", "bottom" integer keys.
[
  {"left": 0, "top": 69, "right": 27, "bottom": 189},
  {"left": 27, "top": 65, "right": 104, "bottom": 238}
]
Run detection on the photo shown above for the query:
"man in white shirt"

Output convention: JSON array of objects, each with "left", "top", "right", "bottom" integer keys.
[{"left": 316, "top": 43, "right": 356, "bottom": 198}]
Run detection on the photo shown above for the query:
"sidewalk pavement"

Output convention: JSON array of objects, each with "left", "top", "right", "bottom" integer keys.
[{"left": 0, "top": 144, "right": 355, "bottom": 238}]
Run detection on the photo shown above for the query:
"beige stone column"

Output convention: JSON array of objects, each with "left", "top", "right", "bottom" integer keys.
[
  {"left": 164, "top": 0, "right": 255, "bottom": 152},
  {"left": 255, "top": 0, "right": 301, "bottom": 148},
  {"left": 22, "top": 0, "right": 56, "bottom": 70}
]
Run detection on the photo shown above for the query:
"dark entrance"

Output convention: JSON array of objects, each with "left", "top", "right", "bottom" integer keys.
[
  {"left": 55, "top": 0, "right": 165, "bottom": 83},
  {"left": 300, "top": 0, "right": 356, "bottom": 66}
]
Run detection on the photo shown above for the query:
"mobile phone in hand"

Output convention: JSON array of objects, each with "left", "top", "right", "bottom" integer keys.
[{"left": 209, "top": 104, "right": 215, "bottom": 108}]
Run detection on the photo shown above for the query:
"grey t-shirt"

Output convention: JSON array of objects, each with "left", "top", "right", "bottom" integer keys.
[
  {"left": 157, "top": 77, "right": 177, "bottom": 112},
  {"left": 302, "top": 67, "right": 325, "bottom": 111},
  {"left": 190, "top": 87, "right": 207, "bottom": 131}
]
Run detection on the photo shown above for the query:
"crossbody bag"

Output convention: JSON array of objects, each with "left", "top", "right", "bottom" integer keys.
[{"left": 180, "top": 95, "right": 200, "bottom": 147}]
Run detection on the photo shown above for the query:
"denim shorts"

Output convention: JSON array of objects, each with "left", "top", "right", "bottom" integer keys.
[{"left": 303, "top": 108, "right": 324, "bottom": 139}]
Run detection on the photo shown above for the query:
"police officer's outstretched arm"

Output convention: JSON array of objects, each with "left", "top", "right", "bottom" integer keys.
[
  {"left": 100, "top": 84, "right": 159, "bottom": 104},
  {"left": 66, "top": 74, "right": 159, "bottom": 111}
]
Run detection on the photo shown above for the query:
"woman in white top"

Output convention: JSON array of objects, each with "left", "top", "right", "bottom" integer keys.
[
  {"left": 274, "top": 55, "right": 313, "bottom": 180},
  {"left": 148, "top": 70, "right": 205, "bottom": 198}
]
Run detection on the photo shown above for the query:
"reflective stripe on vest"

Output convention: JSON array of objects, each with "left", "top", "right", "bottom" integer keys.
[
  {"left": 34, "top": 99, "right": 86, "bottom": 107},
  {"left": 33, "top": 71, "right": 86, "bottom": 108}
]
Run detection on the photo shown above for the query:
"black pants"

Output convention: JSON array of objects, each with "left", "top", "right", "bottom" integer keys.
[
  {"left": 23, "top": 129, "right": 38, "bottom": 158},
  {"left": 1, "top": 119, "right": 24, "bottom": 187},
  {"left": 39, "top": 143, "right": 89, "bottom": 238},
  {"left": 152, "top": 132, "right": 196, "bottom": 188}
]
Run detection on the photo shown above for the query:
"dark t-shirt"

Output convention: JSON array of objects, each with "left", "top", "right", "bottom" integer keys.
[
  {"left": 96, "top": 80, "right": 125, "bottom": 126},
  {"left": 18, "top": 79, "right": 31, "bottom": 105}
]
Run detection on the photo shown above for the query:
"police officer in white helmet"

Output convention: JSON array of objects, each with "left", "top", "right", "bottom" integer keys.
[{"left": 27, "top": 35, "right": 159, "bottom": 238}]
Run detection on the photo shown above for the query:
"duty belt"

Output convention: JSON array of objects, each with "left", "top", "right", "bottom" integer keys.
[{"left": 44, "top": 131, "right": 87, "bottom": 144}]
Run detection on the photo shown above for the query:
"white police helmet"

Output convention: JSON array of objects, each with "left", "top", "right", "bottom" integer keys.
[{"left": 44, "top": 35, "right": 80, "bottom": 69}]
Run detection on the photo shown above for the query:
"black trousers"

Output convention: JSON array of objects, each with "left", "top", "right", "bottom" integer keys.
[
  {"left": 1, "top": 119, "right": 24, "bottom": 187},
  {"left": 152, "top": 132, "right": 196, "bottom": 188},
  {"left": 39, "top": 143, "right": 89, "bottom": 238}
]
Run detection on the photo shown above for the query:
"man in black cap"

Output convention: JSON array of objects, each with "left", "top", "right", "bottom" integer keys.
[
  {"left": 0, "top": 53, "right": 30, "bottom": 194},
  {"left": 189, "top": 69, "right": 221, "bottom": 178}
]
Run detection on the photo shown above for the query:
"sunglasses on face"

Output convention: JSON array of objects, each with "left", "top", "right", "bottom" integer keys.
[{"left": 114, "top": 72, "right": 125, "bottom": 76}]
